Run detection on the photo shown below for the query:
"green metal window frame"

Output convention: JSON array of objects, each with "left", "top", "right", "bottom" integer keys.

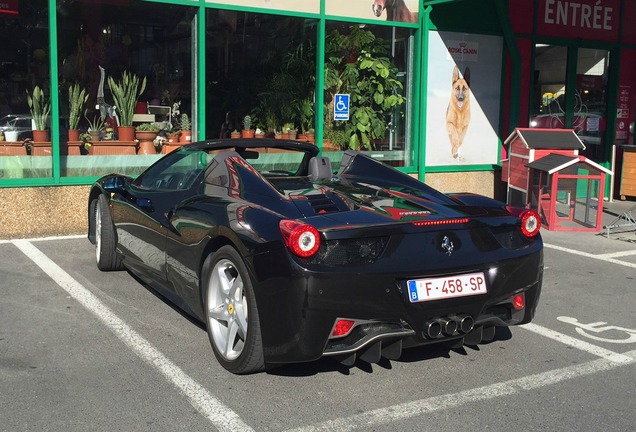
[{"left": 0, "top": 0, "right": 423, "bottom": 188}]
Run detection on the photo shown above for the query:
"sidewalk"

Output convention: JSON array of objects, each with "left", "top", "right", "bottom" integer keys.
[{"left": 540, "top": 198, "right": 636, "bottom": 255}]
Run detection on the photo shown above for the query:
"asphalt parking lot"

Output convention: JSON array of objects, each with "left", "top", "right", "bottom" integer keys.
[{"left": 1, "top": 204, "right": 635, "bottom": 432}]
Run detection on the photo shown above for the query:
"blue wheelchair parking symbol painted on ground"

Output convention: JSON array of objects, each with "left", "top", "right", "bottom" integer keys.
[{"left": 334, "top": 94, "right": 349, "bottom": 121}]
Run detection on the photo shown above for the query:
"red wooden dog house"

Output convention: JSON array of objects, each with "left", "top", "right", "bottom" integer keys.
[
  {"left": 502, "top": 128, "right": 612, "bottom": 231},
  {"left": 502, "top": 128, "right": 585, "bottom": 206},
  {"left": 526, "top": 154, "right": 612, "bottom": 231}
]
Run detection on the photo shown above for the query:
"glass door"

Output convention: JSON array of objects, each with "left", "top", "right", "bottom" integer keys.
[
  {"left": 531, "top": 45, "right": 611, "bottom": 163},
  {"left": 575, "top": 48, "right": 610, "bottom": 161}
]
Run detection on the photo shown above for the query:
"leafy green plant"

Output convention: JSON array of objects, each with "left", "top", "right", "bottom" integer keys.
[
  {"left": 136, "top": 122, "right": 162, "bottom": 132},
  {"left": 84, "top": 110, "right": 104, "bottom": 132},
  {"left": 107, "top": 71, "right": 147, "bottom": 126},
  {"left": 298, "top": 98, "right": 314, "bottom": 133},
  {"left": 26, "top": 86, "right": 51, "bottom": 130},
  {"left": 282, "top": 122, "right": 296, "bottom": 133},
  {"left": 324, "top": 26, "right": 405, "bottom": 150},
  {"left": 68, "top": 83, "right": 88, "bottom": 130}
]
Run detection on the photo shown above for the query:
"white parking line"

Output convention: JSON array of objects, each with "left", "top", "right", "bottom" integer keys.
[
  {"left": 285, "top": 344, "right": 635, "bottom": 432},
  {"left": 597, "top": 249, "right": 636, "bottom": 259},
  {"left": 12, "top": 239, "right": 254, "bottom": 432},
  {"left": 544, "top": 242, "right": 636, "bottom": 269}
]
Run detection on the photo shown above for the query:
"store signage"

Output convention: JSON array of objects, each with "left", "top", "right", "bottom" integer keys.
[
  {"left": 616, "top": 86, "right": 631, "bottom": 141},
  {"left": 537, "top": 0, "right": 620, "bottom": 42},
  {"left": 0, "top": 0, "right": 19, "bottom": 17},
  {"left": 446, "top": 40, "right": 479, "bottom": 63}
]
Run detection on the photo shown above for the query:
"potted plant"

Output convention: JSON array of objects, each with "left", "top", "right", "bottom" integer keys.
[
  {"left": 254, "top": 127, "right": 266, "bottom": 139},
  {"left": 4, "top": 120, "right": 19, "bottom": 142},
  {"left": 282, "top": 122, "right": 296, "bottom": 140},
  {"left": 0, "top": 120, "right": 25, "bottom": 155},
  {"left": 26, "top": 85, "right": 51, "bottom": 142},
  {"left": 68, "top": 83, "right": 88, "bottom": 142},
  {"left": 230, "top": 129, "right": 241, "bottom": 139},
  {"left": 179, "top": 113, "right": 191, "bottom": 143},
  {"left": 241, "top": 114, "right": 255, "bottom": 138},
  {"left": 135, "top": 122, "right": 162, "bottom": 155},
  {"left": 107, "top": 70, "right": 147, "bottom": 141},
  {"left": 85, "top": 110, "right": 105, "bottom": 142},
  {"left": 304, "top": 128, "right": 315, "bottom": 143}
]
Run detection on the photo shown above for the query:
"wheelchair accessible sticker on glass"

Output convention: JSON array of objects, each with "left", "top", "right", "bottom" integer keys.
[{"left": 334, "top": 94, "right": 350, "bottom": 121}]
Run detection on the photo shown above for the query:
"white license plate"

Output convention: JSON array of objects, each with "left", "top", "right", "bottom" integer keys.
[{"left": 407, "top": 272, "right": 487, "bottom": 303}]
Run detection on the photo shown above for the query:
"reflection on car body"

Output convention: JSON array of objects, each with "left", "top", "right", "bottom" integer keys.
[{"left": 88, "top": 139, "right": 543, "bottom": 374}]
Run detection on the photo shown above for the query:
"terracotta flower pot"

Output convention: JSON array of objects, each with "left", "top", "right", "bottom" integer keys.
[
  {"left": 241, "top": 130, "right": 255, "bottom": 138},
  {"left": 179, "top": 130, "right": 192, "bottom": 143},
  {"left": 137, "top": 140, "right": 157, "bottom": 155},
  {"left": 68, "top": 129, "right": 80, "bottom": 142},
  {"left": 118, "top": 126, "right": 135, "bottom": 141},
  {"left": 135, "top": 131, "right": 159, "bottom": 155},
  {"left": 32, "top": 129, "right": 47, "bottom": 142}
]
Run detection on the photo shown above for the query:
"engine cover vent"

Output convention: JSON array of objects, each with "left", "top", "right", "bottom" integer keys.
[{"left": 307, "top": 194, "right": 340, "bottom": 214}]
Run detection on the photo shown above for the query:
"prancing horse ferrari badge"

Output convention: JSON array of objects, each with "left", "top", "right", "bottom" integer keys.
[{"left": 441, "top": 236, "right": 454, "bottom": 256}]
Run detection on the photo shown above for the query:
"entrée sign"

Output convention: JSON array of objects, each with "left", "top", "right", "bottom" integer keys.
[{"left": 537, "top": 0, "right": 620, "bottom": 42}]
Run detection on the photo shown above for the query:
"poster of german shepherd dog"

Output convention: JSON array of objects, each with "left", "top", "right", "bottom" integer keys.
[
  {"left": 425, "top": 31, "right": 502, "bottom": 167},
  {"left": 446, "top": 66, "right": 471, "bottom": 160}
]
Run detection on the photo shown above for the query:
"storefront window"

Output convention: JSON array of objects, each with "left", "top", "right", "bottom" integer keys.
[
  {"left": 205, "top": 10, "right": 318, "bottom": 142},
  {"left": 323, "top": 23, "right": 413, "bottom": 167},
  {"left": 531, "top": 44, "right": 568, "bottom": 129},
  {"left": 532, "top": 45, "right": 610, "bottom": 162},
  {"left": 0, "top": 0, "right": 51, "bottom": 179},
  {"left": 56, "top": 0, "right": 196, "bottom": 178}
]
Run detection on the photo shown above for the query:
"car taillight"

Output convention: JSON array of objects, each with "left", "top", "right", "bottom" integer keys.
[
  {"left": 331, "top": 319, "right": 356, "bottom": 337},
  {"left": 279, "top": 220, "right": 321, "bottom": 258},
  {"left": 506, "top": 206, "right": 541, "bottom": 238}
]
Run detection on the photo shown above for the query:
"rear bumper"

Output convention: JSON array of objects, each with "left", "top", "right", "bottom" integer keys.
[{"left": 251, "top": 245, "right": 543, "bottom": 365}]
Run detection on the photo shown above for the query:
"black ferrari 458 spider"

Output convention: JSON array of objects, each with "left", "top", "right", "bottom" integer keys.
[{"left": 88, "top": 139, "right": 543, "bottom": 374}]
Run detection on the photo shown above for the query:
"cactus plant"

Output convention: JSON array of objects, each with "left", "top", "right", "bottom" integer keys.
[
  {"left": 242, "top": 114, "right": 252, "bottom": 131},
  {"left": 180, "top": 113, "right": 191, "bottom": 131}
]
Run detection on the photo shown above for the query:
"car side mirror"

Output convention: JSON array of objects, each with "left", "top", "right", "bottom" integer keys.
[{"left": 102, "top": 176, "right": 127, "bottom": 195}]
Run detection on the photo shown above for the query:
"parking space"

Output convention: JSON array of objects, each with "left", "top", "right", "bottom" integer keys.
[{"left": 1, "top": 233, "right": 635, "bottom": 431}]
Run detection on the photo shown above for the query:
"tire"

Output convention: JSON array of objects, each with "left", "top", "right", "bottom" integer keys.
[
  {"left": 94, "top": 195, "right": 124, "bottom": 271},
  {"left": 202, "top": 245, "right": 265, "bottom": 374}
]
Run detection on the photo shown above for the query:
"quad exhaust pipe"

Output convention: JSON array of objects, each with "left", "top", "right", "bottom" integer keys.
[{"left": 423, "top": 315, "right": 475, "bottom": 339}]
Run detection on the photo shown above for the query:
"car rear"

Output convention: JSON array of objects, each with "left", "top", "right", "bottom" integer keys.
[{"left": 252, "top": 206, "right": 543, "bottom": 365}]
